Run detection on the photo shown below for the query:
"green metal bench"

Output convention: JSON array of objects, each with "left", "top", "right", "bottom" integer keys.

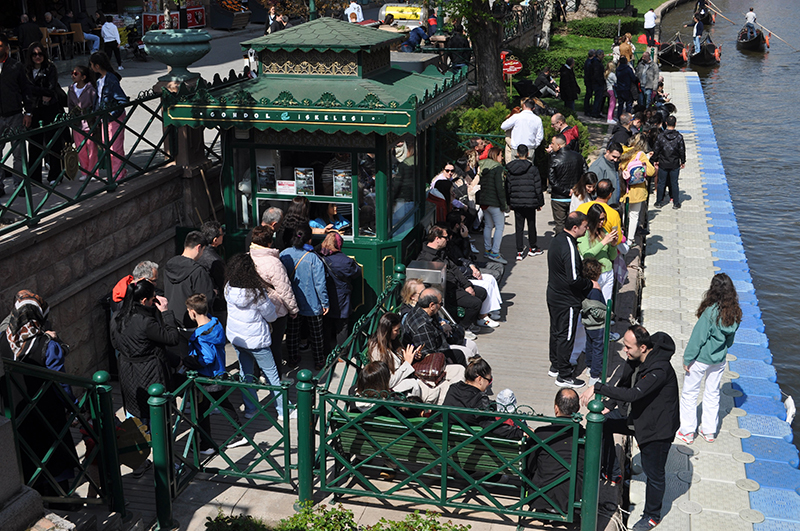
[{"left": 330, "top": 410, "right": 528, "bottom": 480}]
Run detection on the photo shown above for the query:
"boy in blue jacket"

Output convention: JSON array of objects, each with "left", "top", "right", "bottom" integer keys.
[{"left": 186, "top": 294, "right": 248, "bottom": 455}]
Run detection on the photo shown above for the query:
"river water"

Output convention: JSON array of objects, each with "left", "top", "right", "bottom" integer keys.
[{"left": 659, "top": 0, "right": 800, "bottom": 441}]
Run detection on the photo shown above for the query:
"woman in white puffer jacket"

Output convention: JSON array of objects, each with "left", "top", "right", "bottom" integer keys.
[{"left": 225, "top": 253, "right": 295, "bottom": 421}]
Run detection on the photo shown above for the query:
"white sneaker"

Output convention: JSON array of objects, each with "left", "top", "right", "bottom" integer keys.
[
  {"left": 477, "top": 316, "right": 500, "bottom": 328},
  {"left": 78, "top": 175, "right": 87, "bottom": 181},
  {"left": 199, "top": 447, "right": 215, "bottom": 456},
  {"left": 489, "top": 311, "right": 501, "bottom": 321},
  {"left": 118, "top": 65, "right": 124, "bottom": 70},
  {"left": 470, "top": 243, "right": 480, "bottom": 254},
  {"left": 226, "top": 436, "right": 249, "bottom": 449},
  {"left": 277, "top": 409, "right": 299, "bottom": 422},
  {"left": 464, "top": 329, "right": 478, "bottom": 341}
]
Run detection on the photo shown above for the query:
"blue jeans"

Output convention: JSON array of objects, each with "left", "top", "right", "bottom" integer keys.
[
  {"left": 694, "top": 36, "right": 701, "bottom": 53},
  {"left": 235, "top": 345, "right": 285, "bottom": 416},
  {"left": 482, "top": 206, "right": 505, "bottom": 254},
  {"left": 84, "top": 32, "right": 100, "bottom": 53},
  {"left": 656, "top": 167, "right": 680, "bottom": 205},
  {"left": 745, "top": 23, "right": 755, "bottom": 39}
]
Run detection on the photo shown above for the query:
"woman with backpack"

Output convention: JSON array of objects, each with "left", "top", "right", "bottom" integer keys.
[{"left": 619, "top": 134, "right": 656, "bottom": 245}]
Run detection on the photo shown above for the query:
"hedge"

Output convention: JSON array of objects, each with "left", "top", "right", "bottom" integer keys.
[{"left": 567, "top": 16, "right": 642, "bottom": 38}]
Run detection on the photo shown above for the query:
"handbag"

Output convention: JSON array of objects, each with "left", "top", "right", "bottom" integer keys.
[{"left": 412, "top": 352, "right": 447, "bottom": 387}]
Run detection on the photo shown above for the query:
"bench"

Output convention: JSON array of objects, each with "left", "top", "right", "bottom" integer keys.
[{"left": 328, "top": 409, "right": 530, "bottom": 498}]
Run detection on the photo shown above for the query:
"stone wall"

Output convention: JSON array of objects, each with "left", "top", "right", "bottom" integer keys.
[{"left": 0, "top": 164, "right": 222, "bottom": 378}]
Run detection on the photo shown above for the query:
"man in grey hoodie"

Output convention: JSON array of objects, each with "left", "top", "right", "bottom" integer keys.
[{"left": 164, "top": 231, "right": 215, "bottom": 328}]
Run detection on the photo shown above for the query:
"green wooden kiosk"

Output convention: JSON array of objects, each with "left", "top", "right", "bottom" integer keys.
[{"left": 163, "top": 18, "right": 468, "bottom": 311}]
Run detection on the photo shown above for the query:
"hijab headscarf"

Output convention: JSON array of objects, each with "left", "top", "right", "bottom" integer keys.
[{"left": 6, "top": 290, "right": 50, "bottom": 361}]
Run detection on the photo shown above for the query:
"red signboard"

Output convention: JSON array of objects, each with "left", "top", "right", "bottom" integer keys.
[
  {"left": 143, "top": 7, "right": 205, "bottom": 32},
  {"left": 503, "top": 59, "right": 523, "bottom": 75}
]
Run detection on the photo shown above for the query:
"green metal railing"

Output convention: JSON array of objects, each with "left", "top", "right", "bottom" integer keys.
[
  {"left": 503, "top": 4, "right": 542, "bottom": 42},
  {"left": 147, "top": 372, "right": 293, "bottom": 527},
  {"left": 1, "top": 361, "right": 125, "bottom": 516},
  {"left": 142, "top": 260, "right": 610, "bottom": 530},
  {"left": 315, "top": 264, "right": 407, "bottom": 393},
  {"left": 0, "top": 91, "right": 176, "bottom": 236}
]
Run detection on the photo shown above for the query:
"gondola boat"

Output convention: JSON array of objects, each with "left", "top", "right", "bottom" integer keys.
[
  {"left": 695, "top": 9, "right": 715, "bottom": 26},
  {"left": 658, "top": 34, "right": 688, "bottom": 66},
  {"left": 690, "top": 39, "right": 721, "bottom": 66},
  {"left": 737, "top": 25, "right": 768, "bottom": 51}
]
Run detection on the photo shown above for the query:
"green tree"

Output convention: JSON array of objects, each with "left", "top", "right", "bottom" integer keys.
[{"left": 445, "top": 0, "right": 507, "bottom": 106}]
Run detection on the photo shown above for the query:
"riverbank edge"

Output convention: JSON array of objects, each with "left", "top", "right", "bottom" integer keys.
[{"left": 682, "top": 74, "right": 800, "bottom": 528}]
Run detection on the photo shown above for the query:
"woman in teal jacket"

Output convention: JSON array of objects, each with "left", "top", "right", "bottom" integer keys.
[
  {"left": 478, "top": 147, "right": 508, "bottom": 264},
  {"left": 677, "top": 273, "right": 741, "bottom": 444}
]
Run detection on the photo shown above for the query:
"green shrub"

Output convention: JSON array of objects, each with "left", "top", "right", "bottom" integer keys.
[
  {"left": 276, "top": 503, "right": 359, "bottom": 531},
  {"left": 567, "top": 16, "right": 642, "bottom": 38},
  {"left": 458, "top": 102, "right": 511, "bottom": 137},
  {"left": 273, "top": 505, "right": 471, "bottom": 531},
  {"left": 206, "top": 510, "right": 272, "bottom": 531}
]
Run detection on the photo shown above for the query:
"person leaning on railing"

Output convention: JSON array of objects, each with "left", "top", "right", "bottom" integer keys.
[
  {"left": 90, "top": 51, "right": 129, "bottom": 181},
  {"left": 0, "top": 291, "right": 81, "bottom": 506}
]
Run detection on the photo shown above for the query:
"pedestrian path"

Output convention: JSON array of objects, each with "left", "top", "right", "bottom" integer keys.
[{"left": 635, "top": 71, "right": 800, "bottom": 531}]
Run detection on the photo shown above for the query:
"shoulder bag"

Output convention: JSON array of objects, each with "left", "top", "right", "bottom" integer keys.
[{"left": 412, "top": 351, "right": 447, "bottom": 387}]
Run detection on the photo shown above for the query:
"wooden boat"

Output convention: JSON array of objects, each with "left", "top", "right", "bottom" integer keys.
[
  {"left": 695, "top": 9, "right": 715, "bottom": 26},
  {"left": 737, "top": 25, "right": 768, "bottom": 51},
  {"left": 658, "top": 34, "right": 688, "bottom": 67},
  {"left": 690, "top": 39, "right": 721, "bottom": 66}
]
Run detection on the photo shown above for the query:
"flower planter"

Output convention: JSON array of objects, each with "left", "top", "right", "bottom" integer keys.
[{"left": 143, "top": 29, "right": 212, "bottom": 82}]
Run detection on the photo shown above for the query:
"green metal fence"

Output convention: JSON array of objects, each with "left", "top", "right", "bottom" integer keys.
[
  {"left": 0, "top": 91, "right": 176, "bottom": 236},
  {"left": 147, "top": 372, "right": 294, "bottom": 524},
  {"left": 315, "top": 391, "right": 595, "bottom": 528},
  {"left": 0, "top": 361, "right": 125, "bottom": 516}
]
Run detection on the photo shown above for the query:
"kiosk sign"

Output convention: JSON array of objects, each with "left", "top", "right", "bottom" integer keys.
[{"left": 502, "top": 59, "right": 523, "bottom": 76}]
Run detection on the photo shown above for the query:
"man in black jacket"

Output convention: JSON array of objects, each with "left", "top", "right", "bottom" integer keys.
[
  {"left": 0, "top": 33, "right": 33, "bottom": 196},
  {"left": 506, "top": 144, "right": 544, "bottom": 260},
  {"left": 547, "top": 211, "right": 592, "bottom": 388},
  {"left": 547, "top": 135, "right": 588, "bottom": 234},
  {"left": 580, "top": 325, "right": 679, "bottom": 531},
  {"left": 417, "top": 224, "right": 489, "bottom": 331},
  {"left": 163, "top": 231, "right": 216, "bottom": 328},
  {"left": 528, "top": 389, "right": 584, "bottom": 514},
  {"left": 652, "top": 115, "right": 686, "bottom": 209}
]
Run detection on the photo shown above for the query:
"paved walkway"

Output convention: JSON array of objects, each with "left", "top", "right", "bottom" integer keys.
[{"left": 631, "top": 71, "right": 800, "bottom": 531}]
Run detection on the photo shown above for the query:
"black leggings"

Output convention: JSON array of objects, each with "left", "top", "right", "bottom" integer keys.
[{"left": 104, "top": 41, "right": 122, "bottom": 67}]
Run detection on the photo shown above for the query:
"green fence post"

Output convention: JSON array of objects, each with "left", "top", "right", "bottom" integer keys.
[
  {"left": 295, "top": 369, "right": 315, "bottom": 510},
  {"left": 148, "top": 383, "right": 175, "bottom": 530},
  {"left": 93, "top": 371, "right": 127, "bottom": 519},
  {"left": 581, "top": 399, "right": 604, "bottom": 531},
  {"left": 600, "top": 299, "right": 613, "bottom": 384}
]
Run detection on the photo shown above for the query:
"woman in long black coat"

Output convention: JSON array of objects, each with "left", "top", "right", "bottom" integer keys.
[
  {"left": 110, "top": 280, "right": 180, "bottom": 424},
  {"left": 559, "top": 58, "right": 581, "bottom": 110},
  {"left": 25, "top": 42, "right": 66, "bottom": 185}
]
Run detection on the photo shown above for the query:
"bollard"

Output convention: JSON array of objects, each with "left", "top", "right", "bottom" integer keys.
[
  {"left": 581, "top": 399, "right": 605, "bottom": 531},
  {"left": 148, "top": 383, "right": 175, "bottom": 530},
  {"left": 93, "top": 371, "right": 127, "bottom": 518},
  {"left": 295, "top": 369, "right": 315, "bottom": 510}
]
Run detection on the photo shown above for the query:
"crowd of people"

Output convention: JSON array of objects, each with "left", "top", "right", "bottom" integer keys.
[{"left": 0, "top": 27, "right": 130, "bottom": 196}]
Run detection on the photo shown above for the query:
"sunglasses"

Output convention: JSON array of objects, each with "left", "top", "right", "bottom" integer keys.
[
  {"left": 443, "top": 168, "right": 454, "bottom": 173},
  {"left": 71, "top": 70, "right": 81, "bottom": 76},
  {"left": 31, "top": 52, "right": 44, "bottom": 57}
]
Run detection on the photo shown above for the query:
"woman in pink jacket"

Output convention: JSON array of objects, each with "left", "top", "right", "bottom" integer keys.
[{"left": 250, "top": 225, "right": 299, "bottom": 376}]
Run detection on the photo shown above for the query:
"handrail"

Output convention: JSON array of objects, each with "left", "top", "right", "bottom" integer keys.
[
  {"left": 1, "top": 360, "right": 125, "bottom": 516},
  {"left": 0, "top": 91, "right": 176, "bottom": 236}
]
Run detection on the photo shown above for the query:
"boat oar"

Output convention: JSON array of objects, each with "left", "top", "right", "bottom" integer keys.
[
  {"left": 704, "top": 1, "right": 736, "bottom": 25},
  {"left": 756, "top": 23, "right": 799, "bottom": 51}
]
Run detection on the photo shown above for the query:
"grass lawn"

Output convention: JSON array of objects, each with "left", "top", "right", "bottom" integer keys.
[
  {"left": 630, "top": 0, "right": 669, "bottom": 13},
  {"left": 550, "top": 33, "right": 614, "bottom": 55}
]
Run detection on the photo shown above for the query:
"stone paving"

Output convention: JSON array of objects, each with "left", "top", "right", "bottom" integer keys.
[{"left": 632, "top": 72, "right": 800, "bottom": 531}]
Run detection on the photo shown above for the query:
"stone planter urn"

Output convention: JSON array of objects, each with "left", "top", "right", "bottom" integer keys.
[{"left": 143, "top": 29, "right": 212, "bottom": 83}]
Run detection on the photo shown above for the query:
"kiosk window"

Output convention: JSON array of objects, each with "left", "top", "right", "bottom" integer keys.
[
  {"left": 234, "top": 148, "right": 254, "bottom": 229},
  {"left": 389, "top": 135, "right": 417, "bottom": 234}
]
